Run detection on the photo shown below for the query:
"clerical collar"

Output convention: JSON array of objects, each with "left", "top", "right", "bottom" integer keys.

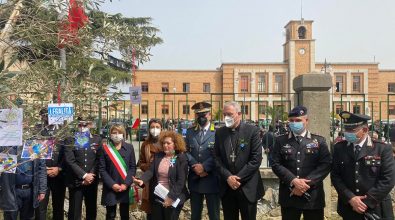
[{"left": 230, "top": 123, "right": 241, "bottom": 132}]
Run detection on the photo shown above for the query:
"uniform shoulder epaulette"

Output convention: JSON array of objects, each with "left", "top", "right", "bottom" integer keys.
[
  {"left": 372, "top": 139, "right": 386, "bottom": 144},
  {"left": 337, "top": 139, "right": 348, "bottom": 144},
  {"left": 278, "top": 133, "right": 288, "bottom": 138},
  {"left": 310, "top": 133, "right": 324, "bottom": 138},
  {"left": 188, "top": 126, "right": 197, "bottom": 131}
]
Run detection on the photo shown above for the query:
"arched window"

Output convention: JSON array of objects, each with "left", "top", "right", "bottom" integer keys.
[{"left": 298, "top": 26, "right": 306, "bottom": 39}]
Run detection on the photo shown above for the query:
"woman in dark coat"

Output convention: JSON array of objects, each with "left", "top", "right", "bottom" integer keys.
[
  {"left": 98, "top": 124, "right": 136, "bottom": 220},
  {"left": 137, "top": 118, "right": 163, "bottom": 219},
  {"left": 134, "top": 131, "right": 189, "bottom": 220}
]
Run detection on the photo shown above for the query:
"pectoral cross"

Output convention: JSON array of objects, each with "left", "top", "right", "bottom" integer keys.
[{"left": 230, "top": 151, "right": 236, "bottom": 163}]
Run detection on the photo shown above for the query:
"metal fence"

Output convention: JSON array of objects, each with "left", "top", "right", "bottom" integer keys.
[{"left": 16, "top": 92, "right": 395, "bottom": 167}]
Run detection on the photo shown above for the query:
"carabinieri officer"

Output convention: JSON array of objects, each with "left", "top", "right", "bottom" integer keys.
[
  {"left": 331, "top": 111, "right": 395, "bottom": 220},
  {"left": 271, "top": 106, "right": 332, "bottom": 220},
  {"left": 186, "top": 102, "right": 220, "bottom": 220},
  {"left": 64, "top": 116, "right": 101, "bottom": 220}
]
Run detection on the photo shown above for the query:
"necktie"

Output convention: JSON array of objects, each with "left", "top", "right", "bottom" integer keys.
[
  {"left": 296, "top": 136, "right": 302, "bottom": 143},
  {"left": 354, "top": 144, "right": 361, "bottom": 158},
  {"left": 199, "top": 129, "right": 205, "bottom": 142}
]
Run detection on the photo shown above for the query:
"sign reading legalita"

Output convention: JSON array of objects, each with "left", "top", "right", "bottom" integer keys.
[{"left": 48, "top": 103, "right": 74, "bottom": 125}]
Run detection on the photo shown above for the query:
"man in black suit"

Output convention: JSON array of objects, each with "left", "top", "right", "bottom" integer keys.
[
  {"left": 214, "top": 101, "right": 264, "bottom": 220},
  {"left": 331, "top": 111, "right": 395, "bottom": 220},
  {"left": 35, "top": 107, "right": 67, "bottom": 220},
  {"left": 271, "top": 106, "right": 332, "bottom": 220},
  {"left": 64, "top": 116, "right": 101, "bottom": 220}
]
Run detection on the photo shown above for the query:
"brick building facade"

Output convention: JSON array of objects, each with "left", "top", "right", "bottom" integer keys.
[{"left": 131, "top": 19, "right": 395, "bottom": 122}]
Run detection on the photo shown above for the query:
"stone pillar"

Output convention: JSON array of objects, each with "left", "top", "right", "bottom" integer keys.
[{"left": 293, "top": 73, "right": 332, "bottom": 218}]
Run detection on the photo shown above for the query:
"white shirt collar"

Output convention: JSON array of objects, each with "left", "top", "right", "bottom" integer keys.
[
  {"left": 202, "top": 122, "right": 210, "bottom": 131},
  {"left": 293, "top": 129, "right": 307, "bottom": 138},
  {"left": 355, "top": 135, "right": 368, "bottom": 147}
]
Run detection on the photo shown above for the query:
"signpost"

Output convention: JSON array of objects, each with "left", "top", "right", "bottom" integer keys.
[{"left": 48, "top": 103, "right": 74, "bottom": 125}]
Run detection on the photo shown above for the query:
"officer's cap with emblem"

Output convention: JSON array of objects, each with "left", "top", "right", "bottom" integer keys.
[
  {"left": 339, "top": 111, "right": 371, "bottom": 129},
  {"left": 288, "top": 106, "right": 308, "bottom": 117},
  {"left": 191, "top": 101, "right": 212, "bottom": 114}
]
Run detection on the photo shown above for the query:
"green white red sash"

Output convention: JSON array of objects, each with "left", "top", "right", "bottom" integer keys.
[{"left": 103, "top": 142, "right": 139, "bottom": 204}]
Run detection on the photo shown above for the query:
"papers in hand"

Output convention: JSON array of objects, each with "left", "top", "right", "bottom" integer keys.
[{"left": 154, "top": 183, "right": 180, "bottom": 208}]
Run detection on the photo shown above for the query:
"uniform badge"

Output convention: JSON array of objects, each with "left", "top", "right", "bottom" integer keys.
[
  {"left": 282, "top": 144, "right": 292, "bottom": 149},
  {"left": 208, "top": 142, "right": 215, "bottom": 149},
  {"left": 364, "top": 155, "right": 381, "bottom": 166},
  {"left": 305, "top": 139, "right": 319, "bottom": 154}
]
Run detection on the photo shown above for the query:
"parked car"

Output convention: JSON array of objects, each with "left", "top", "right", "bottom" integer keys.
[{"left": 136, "top": 123, "right": 148, "bottom": 141}]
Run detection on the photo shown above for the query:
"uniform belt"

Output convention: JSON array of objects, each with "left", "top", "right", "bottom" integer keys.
[{"left": 15, "top": 184, "right": 32, "bottom": 189}]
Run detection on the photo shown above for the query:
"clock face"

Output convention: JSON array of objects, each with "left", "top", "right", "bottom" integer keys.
[{"left": 299, "top": 48, "right": 306, "bottom": 55}]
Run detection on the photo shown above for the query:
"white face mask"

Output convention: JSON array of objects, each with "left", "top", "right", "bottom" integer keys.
[
  {"left": 80, "top": 127, "right": 90, "bottom": 133},
  {"left": 150, "top": 128, "right": 161, "bottom": 137},
  {"left": 110, "top": 134, "right": 123, "bottom": 143},
  {"left": 224, "top": 116, "right": 235, "bottom": 128}
]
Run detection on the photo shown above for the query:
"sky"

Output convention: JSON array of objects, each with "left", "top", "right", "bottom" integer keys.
[{"left": 101, "top": 0, "right": 395, "bottom": 70}]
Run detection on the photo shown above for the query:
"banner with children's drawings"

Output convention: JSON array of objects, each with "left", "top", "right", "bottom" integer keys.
[
  {"left": 0, "top": 108, "right": 23, "bottom": 147},
  {"left": 21, "top": 139, "right": 55, "bottom": 159},
  {"left": 74, "top": 132, "right": 90, "bottom": 149},
  {"left": 0, "top": 153, "right": 17, "bottom": 173}
]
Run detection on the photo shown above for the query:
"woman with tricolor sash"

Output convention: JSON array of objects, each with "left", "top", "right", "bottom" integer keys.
[
  {"left": 134, "top": 131, "right": 190, "bottom": 220},
  {"left": 98, "top": 124, "right": 137, "bottom": 220},
  {"left": 137, "top": 118, "right": 163, "bottom": 219}
]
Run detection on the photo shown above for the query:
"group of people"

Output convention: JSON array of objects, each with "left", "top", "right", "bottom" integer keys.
[
  {"left": 0, "top": 101, "right": 394, "bottom": 220},
  {"left": 271, "top": 106, "right": 395, "bottom": 220}
]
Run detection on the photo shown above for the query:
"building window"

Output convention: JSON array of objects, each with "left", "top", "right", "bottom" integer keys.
[
  {"left": 335, "top": 75, "right": 344, "bottom": 93},
  {"left": 240, "top": 76, "right": 249, "bottom": 92},
  {"left": 258, "top": 104, "right": 267, "bottom": 114},
  {"left": 141, "top": 105, "right": 148, "bottom": 114},
  {"left": 162, "top": 83, "right": 169, "bottom": 93},
  {"left": 298, "top": 26, "right": 306, "bottom": 39},
  {"left": 352, "top": 75, "right": 361, "bottom": 92},
  {"left": 141, "top": 82, "right": 149, "bottom": 93},
  {"left": 389, "top": 105, "right": 395, "bottom": 115},
  {"left": 182, "top": 105, "right": 190, "bottom": 115},
  {"left": 388, "top": 83, "right": 395, "bottom": 93},
  {"left": 353, "top": 105, "right": 361, "bottom": 114},
  {"left": 203, "top": 83, "right": 210, "bottom": 93},
  {"left": 257, "top": 74, "right": 267, "bottom": 92},
  {"left": 274, "top": 74, "right": 284, "bottom": 93},
  {"left": 183, "top": 83, "right": 190, "bottom": 93},
  {"left": 335, "top": 106, "right": 342, "bottom": 115},
  {"left": 241, "top": 105, "right": 249, "bottom": 115},
  {"left": 161, "top": 105, "right": 169, "bottom": 114}
]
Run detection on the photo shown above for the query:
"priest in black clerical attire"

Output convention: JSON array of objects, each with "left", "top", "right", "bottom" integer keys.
[{"left": 214, "top": 101, "right": 264, "bottom": 220}]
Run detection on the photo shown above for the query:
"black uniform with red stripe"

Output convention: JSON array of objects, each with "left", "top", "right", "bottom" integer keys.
[
  {"left": 64, "top": 134, "right": 101, "bottom": 220},
  {"left": 271, "top": 131, "right": 332, "bottom": 210},
  {"left": 331, "top": 137, "right": 395, "bottom": 220}
]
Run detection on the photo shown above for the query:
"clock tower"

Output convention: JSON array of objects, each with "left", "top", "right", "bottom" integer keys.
[{"left": 283, "top": 20, "right": 316, "bottom": 77}]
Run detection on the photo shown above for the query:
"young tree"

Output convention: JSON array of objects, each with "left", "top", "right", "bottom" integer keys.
[{"left": 0, "top": 0, "right": 162, "bottom": 172}]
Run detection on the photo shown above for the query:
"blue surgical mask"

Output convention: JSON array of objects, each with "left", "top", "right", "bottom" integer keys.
[
  {"left": 289, "top": 122, "right": 305, "bottom": 134},
  {"left": 344, "top": 132, "right": 358, "bottom": 143}
]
